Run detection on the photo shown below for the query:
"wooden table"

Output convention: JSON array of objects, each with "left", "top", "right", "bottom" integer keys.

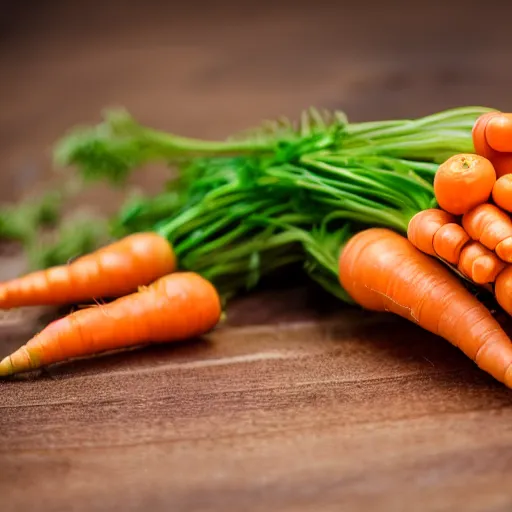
[{"left": 2, "top": 2, "right": 512, "bottom": 510}]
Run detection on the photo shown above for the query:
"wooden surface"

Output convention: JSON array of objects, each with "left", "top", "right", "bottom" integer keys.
[{"left": 2, "top": 2, "right": 512, "bottom": 511}]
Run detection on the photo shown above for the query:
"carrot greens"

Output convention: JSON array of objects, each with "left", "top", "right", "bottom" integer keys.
[{"left": 0, "top": 106, "right": 493, "bottom": 302}]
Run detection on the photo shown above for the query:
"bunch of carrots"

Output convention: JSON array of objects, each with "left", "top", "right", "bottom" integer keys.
[{"left": 2, "top": 106, "right": 512, "bottom": 390}]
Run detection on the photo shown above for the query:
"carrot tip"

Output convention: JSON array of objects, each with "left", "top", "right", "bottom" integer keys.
[
  {"left": 495, "top": 238, "right": 512, "bottom": 263},
  {"left": 0, "top": 356, "right": 14, "bottom": 377},
  {"left": 505, "top": 365, "right": 512, "bottom": 389}
]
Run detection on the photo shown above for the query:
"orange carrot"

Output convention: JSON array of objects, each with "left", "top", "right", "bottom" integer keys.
[
  {"left": 486, "top": 113, "right": 512, "bottom": 153},
  {"left": 338, "top": 228, "right": 512, "bottom": 388},
  {"left": 433, "top": 154, "right": 496, "bottom": 215},
  {"left": 457, "top": 241, "right": 505, "bottom": 285},
  {"left": 462, "top": 203, "right": 512, "bottom": 255},
  {"left": 495, "top": 266, "right": 512, "bottom": 316},
  {"left": 472, "top": 111, "right": 502, "bottom": 161},
  {"left": 491, "top": 153, "right": 512, "bottom": 178},
  {"left": 0, "top": 272, "right": 221, "bottom": 376},
  {"left": 492, "top": 174, "right": 512, "bottom": 212},
  {"left": 0, "top": 232, "right": 176, "bottom": 309},
  {"left": 432, "top": 223, "right": 470, "bottom": 265},
  {"left": 407, "top": 209, "right": 455, "bottom": 256}
]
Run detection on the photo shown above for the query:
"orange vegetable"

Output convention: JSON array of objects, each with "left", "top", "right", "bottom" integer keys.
[
  {"left": 0, "top": 232, "right": 176, "bottom": 309},
  {"left": 407, "top": 209, "right": 455, "bottom": 256},
  {"left": 491, "top": 153, "right": 512, "bottom": 178},
  {"left": 432, "top": 223, "right": 470, "bottom": 265},
  {"left": 433, "top": 154, "right": 496, "bottom": 215},
  {"left": 338, "top": 228, "right": 512, "bottom": 388},
  {"left": 0, "top": 272, "right": 221, "bottom": 376},
  {"left": 472, "top": 111, "right": 502, "bottom": 160},
  {"left": 486, "top": 114, "right": 512, "bottom": 153},
  {"left": 457, "top": 241, "right": 505, "bottom": 285},
  {"left": 495, "top": 266, "right": 512, "bottom": 316},
  {"left": 492, "top": 174, "right": 512, "bottom": 212},
  {"left": 462, "top": 203, "right": 512, "bottom": 254}
]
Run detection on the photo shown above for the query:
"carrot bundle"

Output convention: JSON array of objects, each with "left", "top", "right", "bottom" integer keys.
[
  {"left": 407, "top": 209, "right": 504, "bottom": 284},
  {"left": 404, "top": 141, "right": 512, "bottom": 324},
  {"left": 0, "top": 272, "right": 221, "bottom": 376},
  {"left": 5, "top": 104, "right": 512, "bottom": 384}
]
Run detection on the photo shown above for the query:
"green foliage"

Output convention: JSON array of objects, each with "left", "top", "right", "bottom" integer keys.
[{"left": 36, "top": 105, "right": 495, "bottom": 302}]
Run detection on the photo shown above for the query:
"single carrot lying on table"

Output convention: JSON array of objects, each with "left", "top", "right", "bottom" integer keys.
[
  {"left": 339, "top": 228, "right": 512, "bottom": 388},
  {"left": 0, "top": 232, "right": 176, "bottom": 309},
  {"left": 0, "top": 272, "right": 221, "bottom": 376}
]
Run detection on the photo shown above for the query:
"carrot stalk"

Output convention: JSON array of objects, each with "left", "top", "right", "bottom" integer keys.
[
  {"left": 407, "top": 209, "right": 455, "bottom": 257},
  {"left": 432, "top": 223, "right": 470, "bottom": 265},
  {"left": 433, "top": 153, "right": 496, "bottom": 215},
  {"left": 0, "top": 272, "right": 221, "bottom": 376},
  {"left": 0, "top": 232, "right": 176, "bottom": 309},
  {"left": 338, "top": 228, "right": 512, "bottom": 388},
  {"left": 457, "top": 241, "right": 505, "bottom": 285}
]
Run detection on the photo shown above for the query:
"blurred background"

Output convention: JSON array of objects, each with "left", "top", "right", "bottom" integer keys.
[{"left": 1, "top": 0, "right": 511, "bottom": 208}]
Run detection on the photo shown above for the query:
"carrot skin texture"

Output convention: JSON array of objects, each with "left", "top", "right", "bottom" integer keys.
[
  {"left": 433, "top": 154, "right": 496, "bottom": 215},
  {"left": 472, "top": 111, "right": 502, "bottom": 160},
  {"left": 495, "top": 238, "right": 512, "bottom": 263},
  {"left": 495, "top": 266, "right": 512, "bottom": 316},
  {"left": 462, "top": 204, "right": 512, "bottom": 251},
  {"left": 432, "top": 223, "right": 470, "bottom": 265},
  {"left": 492, "top": 174, "right": 512, "bottom": 212},
  {"left": 486, "top": 114, "right": 512, "bottom": 153},
  {"left": 492, "top": 153, "right": 512, "bottom": 179},
  {"left": 339, "top": 228, "right": 512, "bottom": 388},
  {"left": 407, "top": 209, "right": 455, "bottom": 257},
  {"left": 0, "top": 232, "right": 176, "bottom": 309},
  {"left": 457, "top": 241, "right": 505, "bottom": 284},
  {"left": 0, "top": 272, "right": 221, "bottom": 376}
]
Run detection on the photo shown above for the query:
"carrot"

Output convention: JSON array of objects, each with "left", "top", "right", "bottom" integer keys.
[
  {"left": 0, "top": 272, "right": 221, "bottom": 376},
  {"left": 491, "top": 153, "right": 512, "bottom": 178},
  {"left": 495, "top": 266, "right": 512, "bottom": 316},
  {"left": 0, "top": 232, "right": 176, "bottom": 309},
  {"left": 338, "top": 228, "right": 512, "bottom": 388},
  {"left": 486, "top": 113, "right": 512, "bottom": 153},
  {"left": 462, "top": 203, "right": 512, "bottom": 257},
  {"left": 472, "top": 111, "right": 502, "bottom": 160},
  {"left": 457, "top": 241, "right": 505, "bottom": 285},
  {"left": 407, "top": 209, "right": 455, "bottom": 256},
  {"left": 433, "top": 154, "right": 496, "bottom": 215},
  {"left": 492, "top": 174, "right": 512, "bottom": 212},
  {"left": 432, "top": 223, "right": 470, "bottom": 265}
]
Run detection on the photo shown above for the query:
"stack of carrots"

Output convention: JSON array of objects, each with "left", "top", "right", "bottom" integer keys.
[
  {"left": 0, "top": 234, "right": 223, "bottom": 377},
  {"left": 2, "top": 107, "right": 512, "bottom": 391},
  {"left": 407, "top": 112, "right": 512, "bottom": 315},
  {"left": 342, "top": 111, "right": 512, "bottom": 389}
]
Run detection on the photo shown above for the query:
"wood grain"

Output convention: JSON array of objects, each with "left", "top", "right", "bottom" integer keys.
[{"left": 2, "top": 1, "right": 512, "bottom": 511}]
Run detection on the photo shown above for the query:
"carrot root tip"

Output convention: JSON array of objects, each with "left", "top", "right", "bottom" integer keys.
[
  {"left": 495, "top": 238, "right": 512, "bottom": 263},
  {"left": 0, "top": 355, "right": 14, "bottom": 377}
]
